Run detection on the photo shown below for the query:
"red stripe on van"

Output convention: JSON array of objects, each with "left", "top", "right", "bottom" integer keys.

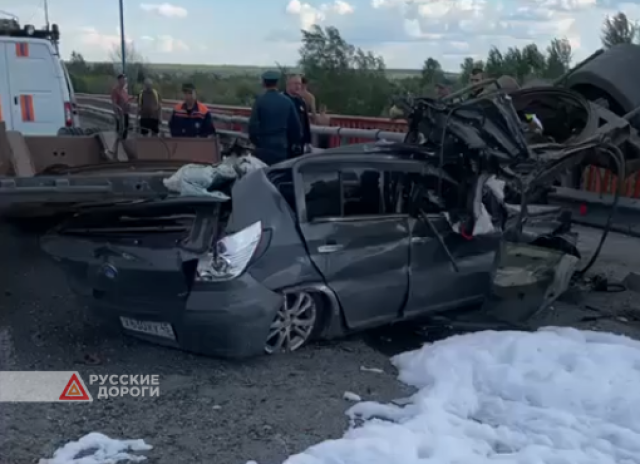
[
  {"left": 20, "top": 95, "right": 35, "bottom": 122},
  {"left": 14, "top": 43, "right": 29, "bottom": 57}
]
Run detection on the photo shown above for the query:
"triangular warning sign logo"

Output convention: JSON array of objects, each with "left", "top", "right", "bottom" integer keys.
[{"left": 59, "top": 373, "right": 91, "bottom": 401}]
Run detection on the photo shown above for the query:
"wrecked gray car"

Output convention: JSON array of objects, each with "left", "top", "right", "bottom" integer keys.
[{"left": 40, "top": 92, "right": 604, "bottom": 359}]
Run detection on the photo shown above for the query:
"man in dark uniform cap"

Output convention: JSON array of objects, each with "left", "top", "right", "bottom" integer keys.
[
  {"left": 284, "top": 74, "right": 312, "bottom": 157},
  {"left": 248, "top": 71, "right": 302, "bottom": 166},
  {"left": 168, "top": 83, "right": 216, "bottom": 138}
]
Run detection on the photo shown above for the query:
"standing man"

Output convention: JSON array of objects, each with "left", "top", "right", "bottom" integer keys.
[
  {"left": 315, "top": 104, "right": 331, "bottom": 149},
  {"left": 248, "top": 71, "right": 302, "bottom": 166},
  {"left": 168, "top": 83, "right": 216, "bottom": 138},
  {"left": 111, "top": 73, "right": 130, "bottom": 139},
  {"left": 284, "top": 74, "right": 312, "bottom": 156},
  {"left": 469, "top": 68, "right": 485, "bottom": 98},
  {"left": 300, "top": 76, "right": 317, "bottom": 122},
  {"left": 137, "top": 78, "right": 162, "bottom": 136}
]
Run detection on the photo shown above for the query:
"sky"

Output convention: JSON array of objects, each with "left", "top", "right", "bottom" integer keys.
[{"left": 3, "top": 0, "right": 640, "bottom": 70}]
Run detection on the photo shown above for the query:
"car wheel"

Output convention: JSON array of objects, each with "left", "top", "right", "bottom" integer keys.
[
  {"left": 264, "top": 290, "right": 321, "bottom": 354},
  {"left": 83, "top": 127, "right": 101, "bottom": 136}
]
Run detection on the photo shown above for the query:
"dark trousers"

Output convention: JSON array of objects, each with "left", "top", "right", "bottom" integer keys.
[
  {"left": 115, "top": 113, "right": 130, "bottom": 139},
  {"left": 139, "top": 117, "right": 160, "bottom": 136}
]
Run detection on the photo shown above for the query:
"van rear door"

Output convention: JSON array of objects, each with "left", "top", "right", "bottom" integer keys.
[
  {"left": 0, "top": 42, "right": 13, "bottom": 129},
  {"left": 61, "top": 61, "right": 80, "bottom": 127},
  {"left": 4, "top": 38, "right": 66, "bottom": 135}
]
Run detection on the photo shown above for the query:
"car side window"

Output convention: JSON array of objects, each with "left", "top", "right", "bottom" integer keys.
[
  {"left": 341, "top": 168, "right": 383, "bottom": 216},
  {"left": 303, "top": 170, "right": 341, "bottom": 221},
  {"left": 402, "top": 173, "right": 460, "bottom": 215},
  {"left": 302, "top": 166, "right": 412, "bottom": 221}
]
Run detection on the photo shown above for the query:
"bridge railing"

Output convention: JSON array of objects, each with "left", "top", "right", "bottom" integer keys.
[
  {"left": 76, "top": 94, "right": 408, "bottom": 146},
  {"left": 77, "top": 103, "right": 407, "bottom": 146}
]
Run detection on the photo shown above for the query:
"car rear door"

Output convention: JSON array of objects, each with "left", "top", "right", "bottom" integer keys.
[
  {"left": 6, "top": 38, "right": 65, "bottom": 135},
  {"left": 0, "top": 41, "right": 13, "bottom": 128},
  {"left": 403, "top": 172, "right": 500, "bottom": 316},
  {"left": 295, "top": 158, "right": 412, "bottom": 330}
]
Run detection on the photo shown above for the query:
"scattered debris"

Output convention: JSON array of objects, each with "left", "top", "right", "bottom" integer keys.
[
  {"left": 343, "top": 391, "right": 362, "bottom": 402},
  {"left": 162, "top": 155, "right": 266, "bottom": 198},
  {"left": 360, "top": 366, "right": 384, "bottom": 374}
]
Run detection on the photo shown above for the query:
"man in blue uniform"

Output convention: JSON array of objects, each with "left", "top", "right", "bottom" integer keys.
[
  {"left": 284, "top": 74, "right": 312, "bottom": 157},
  {"left": 168, "top": 83, "right": 217, "bottom": 138},
  {"left": 248, "top": 71, "right": 302, "bottom": 166}
]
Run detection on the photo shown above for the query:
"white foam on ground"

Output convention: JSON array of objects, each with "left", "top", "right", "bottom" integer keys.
[
  {"left": 283, "top": 327, "right": 640, "bottom": 464},
  {"left": 39, "top": 432, "right": 152, "bottom": 464}
]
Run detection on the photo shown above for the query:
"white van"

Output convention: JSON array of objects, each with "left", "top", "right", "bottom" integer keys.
[{"left": 0, "top": 24, "right": 77, "bottom": 135}]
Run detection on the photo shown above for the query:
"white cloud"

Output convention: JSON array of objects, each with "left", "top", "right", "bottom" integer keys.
[
  {"left": 79, "top": 27, "right": 131, "bottom": 51},
  {"left": 77, "top": 27, "right": 188, "bottom": 56},
  {"left": 286, "top": 0, "right": 354, "bottom": 31},
  {"left": 139, "top": 3, "right": 188, "bottom": 18},
  {"left": 331, "top": 0, "right": 355, "bottom": 15},
  {"left": 156, "top": 35, "right": 189, "bottom": 53}
]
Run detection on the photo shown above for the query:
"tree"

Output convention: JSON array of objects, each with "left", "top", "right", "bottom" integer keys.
[
  {"left": 109, "top": 42, "right": 150, "bottom": 88},
  {"left": 299, "top": 25, "right": 391, "bottom": 116},
  {"left": 545, "top": 38, "right": 572, "bottom": 79},
  {"left": 420, "top": 57, "right": 443, "bottom": 89},
  {"left": 484, "top": 47, "right": 504, "bottom": 78},
  {"left": 521, "top": 44, "right": 546, "bottom": 78},
  {"left": 601, "top": 12, "right": 638, "bottom": 48},
  {"left": 67, "top": 51, "right": 89, "bottom": 76}
]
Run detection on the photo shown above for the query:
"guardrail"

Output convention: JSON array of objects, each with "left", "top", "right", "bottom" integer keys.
[
  {"left": 550, "top": 187, "right": 640, "bottom": 237},
  {"left": 77, "top": 104, "right": 406, "bottom": 146},
  {"left": 76, "top": 93, "right": 408, "bottom": 134}
]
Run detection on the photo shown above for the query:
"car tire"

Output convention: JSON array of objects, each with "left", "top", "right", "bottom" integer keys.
[
  {"left": 57, "top": 127, "right": 85, "bottom": 136},
  {"left": 83, "top": 127, "right": 101, "bottom": 136},
  {"left": 264, "top": 289, "right": 326, "bottom": 355}
]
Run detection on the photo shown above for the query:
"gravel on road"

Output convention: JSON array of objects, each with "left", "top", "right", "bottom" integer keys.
[{"left": 1, "top": 223, "right": 639, "bottom": 464}]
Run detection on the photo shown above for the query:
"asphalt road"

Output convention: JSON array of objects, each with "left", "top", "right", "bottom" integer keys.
[{"left": 1, "top": 223, "right": 639, "bottom": 464}]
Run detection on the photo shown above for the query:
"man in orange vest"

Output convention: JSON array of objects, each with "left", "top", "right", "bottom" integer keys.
[{"left": 168, "top": 83, "right": 216, "bottom": 138}]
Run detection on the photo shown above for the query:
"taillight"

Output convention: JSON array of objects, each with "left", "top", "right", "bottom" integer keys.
[
  {"left": 64, "top": 102, "right": 73, "bottom": 127},
  {"left": 195, "top": 222, "right": 262, "bottom": 282}
]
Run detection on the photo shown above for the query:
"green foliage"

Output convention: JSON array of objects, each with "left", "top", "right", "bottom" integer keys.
[
  {"left": 602, "top": 12, "right": 638, "bottom": 48},
  {"left": 299, "top": 25, "right": 392, "bottom": 116},
  {"left": 69, "top": 12, "right": 632, "bottom": 116}
]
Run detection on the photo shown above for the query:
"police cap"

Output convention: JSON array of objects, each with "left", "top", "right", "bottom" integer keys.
[{"left": 261, "top": 70, "right": 280, "bottom": 82}]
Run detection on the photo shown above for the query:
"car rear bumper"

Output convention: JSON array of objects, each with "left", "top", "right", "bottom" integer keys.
[{"left": 80, "top": 273, "right": 283, "bottom": 359}]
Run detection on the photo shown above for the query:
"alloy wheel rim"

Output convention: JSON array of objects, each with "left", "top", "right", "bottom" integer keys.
[{"left": 265, "top": 291, "right": 317, "bottom": 354}]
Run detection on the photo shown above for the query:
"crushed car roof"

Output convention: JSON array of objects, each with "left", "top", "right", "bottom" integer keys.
[{"left": 269, "top": 142, "right": 430, "bottom": 170}]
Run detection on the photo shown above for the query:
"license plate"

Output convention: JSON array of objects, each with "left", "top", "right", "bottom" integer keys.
[{"left": 120, "top": 317, "right": 176, "bottom": 340}]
